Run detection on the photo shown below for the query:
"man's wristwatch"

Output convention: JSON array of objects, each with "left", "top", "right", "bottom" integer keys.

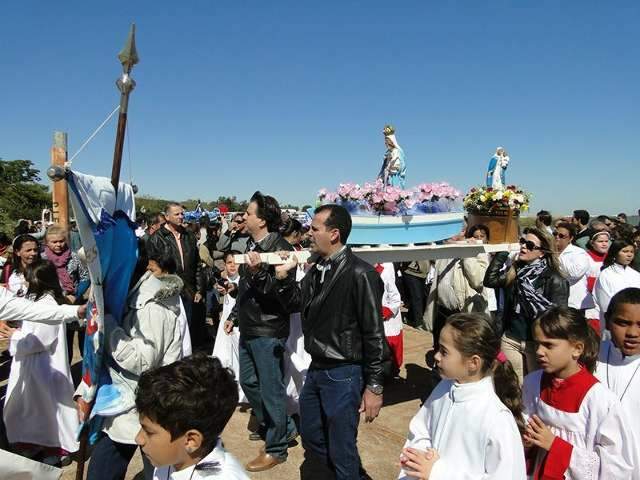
[{"left": 366, "top": 383, "right": 384, "bottom": 395}]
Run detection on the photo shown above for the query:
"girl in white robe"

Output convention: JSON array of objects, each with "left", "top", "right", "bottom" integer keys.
[
  {"left": 212, "top": 253, "right": 246, "bottom": 403},
  {"left": 399, "top": 313, "right": 526, "bottom": 480},
  {"left": 594, "top": 239, "right": 640, "bottom": 333},
  {"left": 594, "top": 287, "right": 640, "bottom": 480},
  {"left": 523, "top": 307, "right": 634, "bottom": 479},
  {"left": 2, "top": 260, "right": 79, "bottom": 462}
]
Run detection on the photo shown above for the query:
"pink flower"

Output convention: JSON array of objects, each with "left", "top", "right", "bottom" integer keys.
[
  {"left": 371, "top": 192, "right": 384, "bottom": 204},
  {"left": 404, "top": 198, "right": 417, "bottom": 209}
]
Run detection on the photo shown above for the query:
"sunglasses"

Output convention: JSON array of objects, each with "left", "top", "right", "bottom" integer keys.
[
  {"left": 519, "top": 238, "right": 543, "bottom": 251},
  {"left": 552, "top": 231, "right": 569, "bottom": 240}
]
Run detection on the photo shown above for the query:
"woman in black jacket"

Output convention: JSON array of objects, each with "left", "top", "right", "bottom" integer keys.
[{"left": 484, "top": 227, "right": 569, "bottom": 382}]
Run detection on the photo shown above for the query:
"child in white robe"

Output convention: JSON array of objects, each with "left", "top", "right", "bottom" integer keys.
[
  {"left": 399, "top": 313, "right": 526, "bottom": 479},
  {"left": 595, "top": 288, "right": 640, "bottom": 480},
  {"left": 594, "top": 238, "right": 640, "bottom": 334},
  {"left": 212, "top": 252, "right": 246, "bottom": 403},
  {"left": 1, "top": 260, "right": 79, "bottom": 464},
  {"left": 523, "top": 307, "right": 634, "bottom": 479},
  {"left": 376, "top": 263, "right": 404, "bottom": 373}
]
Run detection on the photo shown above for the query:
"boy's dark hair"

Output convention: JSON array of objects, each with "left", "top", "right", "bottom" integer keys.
[
  {"left": 136, "top": 353, "right": 239, "bottom": 453},
  {"left": 281, "top": 218, "right": 303, "bottom": 238},
  {"left": 573, "top": 210, "right": 590, "bottom": 226},
  {"left": 536, "top": 210, "right": 552, "bottom": 227},
  {"left": 556, "top": 222, "right": 577, "bottom": 239},
  {"left": 314, "top": 204, "right": 352, "bottom": 244},
  {"left": 250, "top": 191, "right": 282, "bottom": 232},
  {"left": 465, "top": 224, "right": 491, "bottom": 241},
  {"left": 148, "top": 251, "right": 177, "bottom": 274},
  {"left": 606, "top": 287, "right": 640, "bottom": 319},
  {"left": 223, "top": 250, "right": 241, "bottom": 263},
  {"left": 534, "top": 307, "right": 599, "bottom": 373}
]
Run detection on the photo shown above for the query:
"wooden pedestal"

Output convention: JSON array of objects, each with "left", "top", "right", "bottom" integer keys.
[{"left": 467, "top": 210, "right": 520, "bottom": 244}]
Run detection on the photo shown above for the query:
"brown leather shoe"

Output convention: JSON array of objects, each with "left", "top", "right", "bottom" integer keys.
[{"left": 246, "top": 452, "right": 285, "bottom": 472}]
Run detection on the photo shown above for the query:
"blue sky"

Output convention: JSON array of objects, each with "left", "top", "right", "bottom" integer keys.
[{"left": 1, "top": 1, "right": 638, "bottom": 215}]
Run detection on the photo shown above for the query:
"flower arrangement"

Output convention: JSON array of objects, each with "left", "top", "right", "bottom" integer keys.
[
  {"left": 463, "top": 185, "right": 530, "bottom": 215},
  {"left": 317, "top": 180, "right": 462, "bottom": 216}
]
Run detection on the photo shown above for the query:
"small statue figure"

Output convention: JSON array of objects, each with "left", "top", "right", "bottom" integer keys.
[
  {"left": 486, "top": 146, "right": 510, "bottom": 190},
  {"left": 378, "top": 125, "right": 406, "bottom": 189}
]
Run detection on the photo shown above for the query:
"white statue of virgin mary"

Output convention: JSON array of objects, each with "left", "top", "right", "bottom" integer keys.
[
  {"left": 378, "top": 125, "right": 407, "bottom": 189},
  {"left": 486, "top": 147, "right": 510, "bottom": 190}
]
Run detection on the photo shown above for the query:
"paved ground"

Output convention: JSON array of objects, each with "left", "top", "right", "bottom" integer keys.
[{"left": 2, "top": 326, "right": 438, "bottom": 480}]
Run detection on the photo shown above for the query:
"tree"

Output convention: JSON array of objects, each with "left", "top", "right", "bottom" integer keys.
[{"left": 0, "top": 159, "right": 50, "bottom": 234}]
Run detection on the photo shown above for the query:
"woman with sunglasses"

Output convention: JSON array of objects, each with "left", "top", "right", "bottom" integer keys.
[
  {"left": 594, "top": 238, "right": 640, "bottom": 336},
  {"left": 484, "top": 227, "right": 569, "bottom": 382}
]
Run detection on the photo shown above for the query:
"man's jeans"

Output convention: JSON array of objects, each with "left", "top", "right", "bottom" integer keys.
[
  {"left": 239, "top": 335, "right": 296, "bottom": 460},
  {"left": 87, "top": 435, "right": 154, "bottom": 480},
  {"left": 402, "top": 273, "right": 426, "bottom": 328},
  {"left": 299, "top": 364, "right": 364, "bottom": 480}
]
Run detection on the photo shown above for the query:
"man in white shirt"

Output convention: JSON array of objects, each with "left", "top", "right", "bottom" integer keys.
[{"left": 555, "top": 222, "right": 590, "bottom": 310}]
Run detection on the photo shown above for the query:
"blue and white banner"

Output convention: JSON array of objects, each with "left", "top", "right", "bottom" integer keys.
[{"left": 66, "top": 171, "right": 138, "bottom": 442}]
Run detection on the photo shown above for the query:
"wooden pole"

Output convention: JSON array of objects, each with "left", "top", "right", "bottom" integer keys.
[{"left": 51, "top": 131, "right": 69, "bottom": 227}]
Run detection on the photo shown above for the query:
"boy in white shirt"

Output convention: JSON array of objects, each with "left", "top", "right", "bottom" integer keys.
[
  {"left": 135, "top": 353, "right": 249, "bottom": 480},
  {"left": 595, "top": 287, "right": 640, "bottom": 480}
]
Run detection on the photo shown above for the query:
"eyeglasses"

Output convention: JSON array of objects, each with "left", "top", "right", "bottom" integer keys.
[
  {"left": 519, "top": 238, "right": 543, "bottom": 251},
  {"left": 552, "top": 231, "right": 569, "bottom": 240}
]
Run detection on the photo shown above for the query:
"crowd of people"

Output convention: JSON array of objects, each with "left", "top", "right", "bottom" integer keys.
[{"left": 1, "top": 201, "right": 640, "bottom": 479}]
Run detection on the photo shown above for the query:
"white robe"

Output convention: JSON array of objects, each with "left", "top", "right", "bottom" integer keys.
[
  {"left": 559, "top": 244, "right": 591, "bottom": 310},
  {"left": 595, "top": 341, "right": 640, "bottom": 480},
  {"left": 379, "top": 263, "right": 403, "bottom": 337},
  {"left": 177, "top": 297, "right": 192, "bottom": 357},
  {"left": 399, "top": 376, "right": 526, "bottom": 480},
  {"left": 7, "top": 271, "right": 28, "bottom": 296},
  {"left": 211, "top": 276, "right": 247, "bottom": 404},
  {"left": 3, "top": 294, "right": 80, "bottom": 453},
  {"left": 523, "top": 368, "right": 634, "bottom": 479},
  {"left": 594, "top": 264, "right": 640, "bottom": 329},
  {"left": 284, "top": 264, "right": 312, "bottom": 414},
  {"left": 0, "top": 286, "right": 79, "bottom": 324},
  {"left": 153, "top": 438, "right": 249, "bottom": 480}
]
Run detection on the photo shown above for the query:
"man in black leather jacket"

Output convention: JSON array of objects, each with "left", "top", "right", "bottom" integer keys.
[
  {"left": 274, "top": 204, "right": 386, "bottom": 480},
  {"left": 147, "top": 203, "right": 205, "bottom": 338},
  {"left": 223, "top": 191, "right": 297, "bottom": 473}
]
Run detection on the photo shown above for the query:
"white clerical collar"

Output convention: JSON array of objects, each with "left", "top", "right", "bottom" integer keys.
[
  {"left": 449, "top": 376, "right": 494, "bottom": 403},
  {"left": 164, "top": 439, "right": 226, "bottom": 479}
]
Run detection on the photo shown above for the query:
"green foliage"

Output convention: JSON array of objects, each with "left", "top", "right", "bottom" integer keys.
[{"left": 0, "top": 159, "right": 50, "bottom": 234}]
